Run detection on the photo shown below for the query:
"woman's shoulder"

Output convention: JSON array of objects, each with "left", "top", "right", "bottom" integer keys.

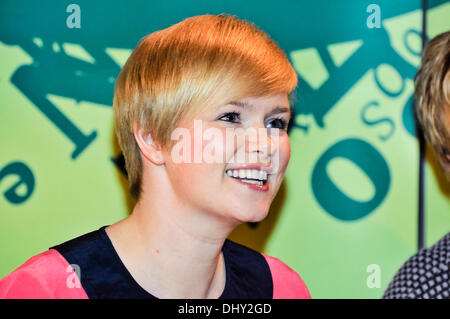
[
  {"left": 0, "top": 249, "right": 88, "bottom": 299},
  {"left": 224, "top": 239, "right": 310, "bottom": 299},
  {"left": 261, "top": 253, "right": 311, "bottom": 299},
  {"left": 383, "top": 231, "right": 450, "bottom": 299}
]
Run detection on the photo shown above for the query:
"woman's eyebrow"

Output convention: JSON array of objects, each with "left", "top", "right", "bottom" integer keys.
[
  {"left": 266, "top": 106, "right": 291, "bottom": 117},
  {"left": 229, "top": 101, "right": 249, "bottom": 108},
  {"left": 228, "top": 101, "right": 290, "bottom": 116}
]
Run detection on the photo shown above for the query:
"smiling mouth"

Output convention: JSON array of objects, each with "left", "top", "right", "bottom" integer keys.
[{"left": 225, "top": 169, "right": 268, "bottom": 186}]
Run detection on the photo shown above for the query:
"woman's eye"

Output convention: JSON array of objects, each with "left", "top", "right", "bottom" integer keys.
[
  {"left": 218, "top": 112, "right": 288, "bottom": 131},
  {"left": 267, "top": 118, "right": 288, "bottom": 130},
  {"left": 219, "top": 112, "right": 240, "bottom": 123}
]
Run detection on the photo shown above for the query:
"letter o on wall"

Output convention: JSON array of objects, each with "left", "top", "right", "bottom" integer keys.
[{"left": 311, "top": 138, "right": 391, "bottom": 221}]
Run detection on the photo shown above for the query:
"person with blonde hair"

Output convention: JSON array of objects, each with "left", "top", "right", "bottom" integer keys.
[
  {"left": 0, "top": 13, "right": 310, "bottom": 299},
  {"left": 383, "top": 30, "right": 450, "bottom": 299}
]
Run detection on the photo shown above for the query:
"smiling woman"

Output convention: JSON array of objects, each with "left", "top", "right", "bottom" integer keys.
[{"left": 0, "top": 13, "right": 310, "bottom": 299}]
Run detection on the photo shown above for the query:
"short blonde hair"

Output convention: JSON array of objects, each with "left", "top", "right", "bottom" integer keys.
[
  {"left": 415, "top": 30, "right": 450, "bottom": 164},
  {"left": 113, "top": 14, "right": 298, "bottom": 200}
]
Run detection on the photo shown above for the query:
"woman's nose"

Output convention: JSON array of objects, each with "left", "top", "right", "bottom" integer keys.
[{"left": 244, "top": 124, "right": 278, "bottom": 161}]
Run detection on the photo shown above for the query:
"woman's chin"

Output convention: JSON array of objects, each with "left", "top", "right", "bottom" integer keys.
[{"left": 233, "top": 208, "right": 269, "bottom": 224}]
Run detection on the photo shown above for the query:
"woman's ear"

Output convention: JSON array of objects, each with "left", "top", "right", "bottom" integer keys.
[{"left": 134, "top": 125, "right": 165, "bottom": 165}]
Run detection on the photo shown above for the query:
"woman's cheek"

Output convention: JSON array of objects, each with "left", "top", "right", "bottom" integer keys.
[
  {"left": 278, "top": 136, "right": 291, "bottom": 175},
  {"left": 202, "top": 127, "right": 228, "bottom": 164}
]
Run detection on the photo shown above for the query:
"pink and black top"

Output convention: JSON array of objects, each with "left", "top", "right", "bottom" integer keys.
[{"left": 0, "top": 226, "right": 310, "bottom": 299}]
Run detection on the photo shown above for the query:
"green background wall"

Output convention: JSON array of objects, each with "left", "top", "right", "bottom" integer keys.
[{"left": 0, "top": 0, "right": 449, "bottom": 298}]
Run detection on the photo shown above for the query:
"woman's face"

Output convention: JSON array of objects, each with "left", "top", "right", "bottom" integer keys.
[{"left": 162, "top": 93, "right": 291, "bottom": 224}]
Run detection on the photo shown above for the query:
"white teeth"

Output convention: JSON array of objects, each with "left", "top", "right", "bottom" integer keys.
[
  {"left": 241, "top": 179, "right": 263, "bottom": 185},
  {"left": 225, "top": 169, "right": 268, "bottom": 181}
]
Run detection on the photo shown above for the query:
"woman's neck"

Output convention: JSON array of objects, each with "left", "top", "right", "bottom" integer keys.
[{"left": 105, "top": 189, "right": 238, "bottom": 298}]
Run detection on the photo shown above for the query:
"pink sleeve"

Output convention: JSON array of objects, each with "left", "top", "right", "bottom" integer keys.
[
  {"left": 263, "top": 254, "right": 311, "bottom": 299},
  {"left": 0, "top": 249, "right": 88, "bottom": 299}
]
